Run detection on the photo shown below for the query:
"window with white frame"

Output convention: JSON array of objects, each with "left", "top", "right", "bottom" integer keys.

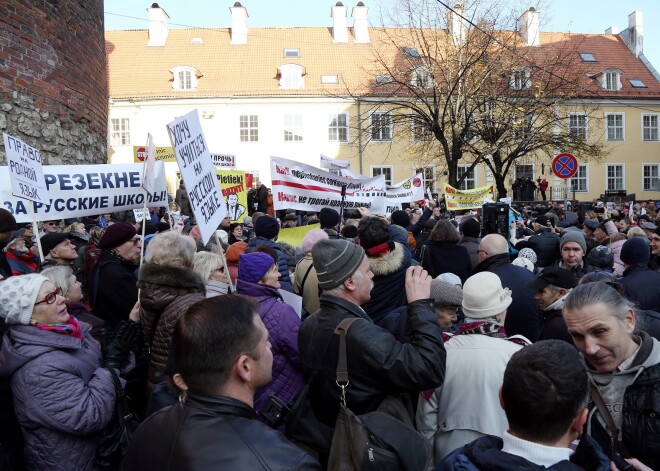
[
  {"left": 456, "top": 164, "right": 476, "bottom": 190},
  {"left": 572, "top": 164, "right": 588, "bottom": 192},
  {"left": 603, "top": 70, "right": 621, "bottom": 91},
  {"left": 371, "top": 166, "right": 393, "bottom": 186},
  {"left": 110, "top": 118, "right": 130, "bottom": 146},
  {"left": 568, "top": 113, "right": 587, "bottom": 141},
  {"left": 411, "top": 115, "right": 432, "bottom": 141},
  {"left": 642, "top": 114, "right": 659, "bottom": 141},
  {"left": 370, "top": 112, "right": 392, "bottom": 141},
  {"left": 284, "top": 114, "right": 303, "bottom": 142},
  {"left": 413, "top": 166, "right": 436, "bottom": 192},
  {"left": 278, "top": 64, "right": 305, "bottom": 89},
  {"left": 411, "top": 66, "right": 432, "bottom": 89},
  {"left": 512, "top": 113, "right": 533, "bottom": 140},
  {"left": 606, "top": 113, "right": 624, "bottom": 141},
  {"left": 606, "top": 164, "right": 625, "bottom": 191},
  {"left": 643, "top": 164, "right": 660, "bottom": 191},
  {"left": 171, "top": 66, "right": 198, "bottom": 90},
  {"left": 328, "top": 113, "right": 348, "bottom": 142},
  {"left": 239, "top": 115, "right": 258, "bottom": 142},
  {"left": 510, "top": 68, "right": 531, "bottom": 90}
]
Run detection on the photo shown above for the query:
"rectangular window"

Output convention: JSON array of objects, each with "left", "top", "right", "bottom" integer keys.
[
  {"left": 411, "top": 115, "right": 432, "bottom": 141},
  {"left": 328, "top": 113, "right": 348, "bottom": 142},
  {"left": 414, "top": 166, "right": 436, "bottom": 192},
  {"left": 456, "top": 165, "right": 476, "bottom": 191},
  {"left": 606, "top": 113, "right": 624, "bottom": 141},
  {"left": 178, "top": 70, "right": 192, "bottom": 90},
  {"left": 371, "top": 166, "right": 393, "bottom": 186},
  {"left": 606, "top": 164, "right": 625, "bottom": 191},
  {"left": 568, "top": 113, "right": 587, "bottom": 141},
  {"left": 604, "top": 71, "right": 619, "bottom": 91},
  {"left": 321, "top": 75, "right": 339, "bottom": 84},
  {"left": 572, "top": 164, "right": 588, "bottom": 192},
  {"left": 512, "top": 70, "right": 527, "bottom": 90},
  {"left": 239, "top": 115, "right": 259, "bottom": 142},
  {"left": 370, "top": 112, "right": 392, "bottom": 141},
  {"left": 643, "top": 164, "right": 660, "bottom": 191},
  {"left": 284, "top": 114, "right": 303, "bottom": 142},
  {"left": 110, "top": 118, "right": 130, "bottom": 146},
  {"left": 512, "top": 114, "right": 533, "bottom": 140},
  {"left": 515, "top": 164, "right": 533, "bottom": 180},
  {"left": 283, "top": 48, "right": 300, "bottom": 58},
  {"left": 642, "top": 114, "right": 659, "bottom": 141}
]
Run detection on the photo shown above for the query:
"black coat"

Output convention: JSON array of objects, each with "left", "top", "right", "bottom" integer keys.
[
  {"left": 620, "top": 264, "right": 660, "bottom": 311},
  {"left": 472, "top": 254, "right": 541, "bottom": 341},
  {"left": 524, "top": 228, "right": 559, "bottom": 268},
  {"left": 298, "top": 294, "right": 446, "bottom": 427},
  {"left": 420, "top": 241, "right": 472, "bottom": 283},
  {"left": 122, "top": 393, "right": 320, "bottom": 470},
  {"left": 538, "top": 308, "right": 575, "bottom": 346}
]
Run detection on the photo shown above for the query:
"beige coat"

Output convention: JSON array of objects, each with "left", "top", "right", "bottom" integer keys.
[{"left": 294, "top": 254, "right": 321, "bottom": 315}]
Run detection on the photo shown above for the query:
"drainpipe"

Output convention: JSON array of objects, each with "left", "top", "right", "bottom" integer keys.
[{"left": 357, "top": 97, "right": 363, "bottom": 174}]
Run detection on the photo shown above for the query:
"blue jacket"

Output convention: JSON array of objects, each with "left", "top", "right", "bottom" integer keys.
[
  {"left": 619, "top": 264, "right": 660, "bottom": 311},
  {"left": 245, "top": 236, "right": 294, "bottom": 292}
]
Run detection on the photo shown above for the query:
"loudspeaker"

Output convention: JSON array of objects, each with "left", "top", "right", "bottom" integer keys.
[{"left": 482, "top": 203, "right": 509, "bottom": 238}]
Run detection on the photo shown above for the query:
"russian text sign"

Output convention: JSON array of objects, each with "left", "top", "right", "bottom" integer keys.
[{"left": 3, "top": 133, "right": 50, "bottom": 204}]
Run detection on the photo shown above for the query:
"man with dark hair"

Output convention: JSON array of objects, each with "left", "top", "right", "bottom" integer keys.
[
  {"left": 440, "top": 340, "right": 610, "bottom": 470},
  {"left": 123, "top": 295, "right": 320, "bottom": 470},
  {"left": 527, "top": 267, "right": 576, "bottom": 345},
  {"left": 522, "top": 215, "right": 559, "bottom": 268}
]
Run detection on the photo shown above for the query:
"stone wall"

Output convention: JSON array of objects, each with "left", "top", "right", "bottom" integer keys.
[{"left": 0, "top": 0, "right": 108, "bottom": 165}]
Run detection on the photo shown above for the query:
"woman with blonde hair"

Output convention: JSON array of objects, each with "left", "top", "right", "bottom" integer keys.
[{"left": 192, "top": 251, "right": 231, "bottom": 297}]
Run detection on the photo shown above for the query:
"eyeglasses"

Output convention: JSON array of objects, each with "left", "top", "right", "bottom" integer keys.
[{"left": 34, "top": 288, "right": 61, "bottom": 306}]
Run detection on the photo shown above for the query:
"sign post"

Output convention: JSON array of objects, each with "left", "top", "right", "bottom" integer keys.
[{"left": 552, "top": 153, "right": 578, "bottom": 209}]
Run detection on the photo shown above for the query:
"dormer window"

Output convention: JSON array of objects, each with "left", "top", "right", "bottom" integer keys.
[
  {"left": 283, "top": 48, "right": 300, "bottom": 58},
  {"left": 510, "top": 67, "right": 531, "bottom": 90},
  {"left": 597, "top": 69, "right": 622, "bottom": 91},
  {"left": 278, "top": 64, "right": 305, "bottom": 89},
  {"left": 411, "top": 66, "right": 432, "bottom": 89},
  {"left": 171, "top": 66, "right": 200, "bottom": 91}
]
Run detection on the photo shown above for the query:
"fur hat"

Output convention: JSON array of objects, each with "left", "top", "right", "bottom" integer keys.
[
  {"left": 620, "top": 237, "right": 650, "bottom": 266},
  {"left": 462, "top": 272, "right": 512, "bottom": 319},
  {"left": 238, "top": 252, "right": 275, "bottom": 283},
  {"left": 517, "top": 247, "right": 537, "bottom": 265},
  {"left": 0, "top": 209, "right": 16, "bottom": 233},
  {"left": 430, "top": 280, "right": 463, "bottom": 308},
  {"left": 302, "top": 228, "right": 329, "bottom": 254},
  {"left": 319, "top": 208, "right": 340, "bottom": 229},
  {"left": 254, "top": 215, "right": 279, "bottom": 240},
  {"left": 390, "top": 210, "right": 411, "bottom": 228},
  {"left": 98, "top": 222, "right": 137, "bottom": 249},
  {"left": 560, "top": 231, "right": 587, "bottom": 253},
  {"left": 312, "top": 239, "right": 365, "bottom": 290},
  {"left": 226, "top": 241, "right": 247, "bottom": 263},
  {"left": 459, "top": 218, "right": 481, "bottom": 238},
  {"left": 0, "top": 274, "right": 48, "bottom": 325}
]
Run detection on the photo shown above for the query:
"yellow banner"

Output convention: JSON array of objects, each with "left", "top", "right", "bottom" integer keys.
[
  {"left": 277, "top": 224, "right": 321, "bottom": 248},
  {"left": 133, "top": 145, "right": 176, "bottom": 163},
  {"left": 443, "top": 183, "right": 494, "bottom": 210},
  {"left": 216, "top": 170, "right": 248, "bottom": 223}
]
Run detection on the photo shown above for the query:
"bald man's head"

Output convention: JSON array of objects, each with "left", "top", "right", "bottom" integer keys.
[{"left": 480, "top": 234, "right": 509, "bottom": 257}]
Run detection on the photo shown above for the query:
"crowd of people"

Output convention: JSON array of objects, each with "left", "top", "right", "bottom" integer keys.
[{"left": 0, "top": 192, "right": 658, "bottom": 471}]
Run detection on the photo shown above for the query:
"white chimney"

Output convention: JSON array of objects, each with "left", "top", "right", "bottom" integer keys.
[
  {"left": 331, "top": 2, "right": 348, "bottom": 43},
  {"left": 517, "top": 7, "right": 540, "bottom": 47},
  {"left": 147, "top": 3, "right": 169, "bottom": 47},
  {"left": 623, "top": 10, "right": 643, "bottom": 57},
  {"left": 352, "top": 2, "right": 370, "bottom": 44},
  {"left": 448, "top": 3, "right": 466, "bottom": 46},
  {"left": 605, "top": 26, "right": 619, "bottom": 35},
  {"left": 230, "top": 2, "right": 249, "bottom": 45}
]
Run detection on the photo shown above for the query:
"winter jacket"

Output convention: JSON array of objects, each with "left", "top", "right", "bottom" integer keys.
[
  {"left": 122, "top": 392, "right": 321, "bottom": 470},
  {"left": 138, "top": 263, "right": 206, "bottom": 384},
  {"left": 236, "top": 280, "right": 304, "bottom": 413},
  {"left": 439, "top": 434, "right": 610, "bottom": 471},
  {"left": 609, "top": 238, "right": 626, "bottom": 276},
  {"left": 416, "top": 333, "right": 525, "bottom": 465},
  {"left": 361, "top": 242, "right": 413, "bottom": 324},
  {"left": 6, "top": 248, "right": 38, "bottom": 275},
  {"left": 0, "top": 323, "right": 118, "bottom": 471},
  {"left": 298, "top": 294, "right": 446, "bottom": 427},
  {"left": 88, "top": 250, "right": 139, "bottom": 330},
  {"left": 294, "top": 254, "right": 321, "bottom": 315},
  {"left": 472, "top": 254, "right": 541, "bottom": 341},
  {"left": 636, "top": 308, "right": 660, "bottom": 341},
  {"left": 175, "top": 186, "right": 192, "bottom": 216},
  {"left": 538, "top": 308, "right": 575, "bottom": 346},
  {"left": 420, "top": 241, "right": 472, "bottom": 283},
  {"left": 619, "top": 264, "right": 660, "bottom": 311},
  {"left": 587, "top": 333, "right": 660, "bottom": 470},
  {"left": 525, "top": 228, "right": 560, "bottom": 268},
  {"left": 459, "top": 236, "right": 481, "bottom": 272},
  {"left": 245, "top": 236, "right": 294, "bottom": 292}
]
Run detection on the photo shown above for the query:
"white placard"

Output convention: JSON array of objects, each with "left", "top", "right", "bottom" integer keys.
[
  {"left": 210, "top": 153, "right": 236, "bottom": 169},
  {"left": 384, "top": 173, "right": 425, "bottom": 215},
  {"left": 167, "top": 110, "right": 226, "bottom": 245},
  {"left": 320, "top": 154, "right": 351, "bottom": 170},
  {"left": 133, "top": 208, "right": 148, "bottom": 222},
  {"left": 279, "top": 289, "right": 303, "bottom": 318},
  {"left": 141, "top": 133, "right": 157, "bottom": 194},
  {"left": 499, "top": 197, "right": 512, "bottom": 205},
  {"left": 3, "top": 133, "right": 50, "bottom": 204}
]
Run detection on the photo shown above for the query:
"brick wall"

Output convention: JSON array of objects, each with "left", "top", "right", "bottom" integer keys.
[{"left": 0, "top": 0, "right": 107, "bottom": 164}]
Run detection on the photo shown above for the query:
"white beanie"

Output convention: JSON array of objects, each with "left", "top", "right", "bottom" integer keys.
[
  {"left": 462, "top": 272, "right": 512, "bottom": 319},
  {"left": 512, "top": 257, "right": 534, "bottom": 273},
  {"left": 0, "top": 274, "right": 48, "bottom": 325}
]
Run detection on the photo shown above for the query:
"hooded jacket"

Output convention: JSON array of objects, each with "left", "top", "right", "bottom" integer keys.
[{"left": 0, "top": 323, "right": 117, "bottom": 471}]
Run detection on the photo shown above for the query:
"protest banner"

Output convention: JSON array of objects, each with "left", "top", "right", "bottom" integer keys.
[
  {"left": 3, "top": 133, "right": 51, "bottom": 205},
  {"left": 216, "top": 170, "right": 248, "bottom": 222},
  {"left": 0, "top": 162, "right": 168, "bottom": 223},
  {"left": 271, "top": 156, "right": 386, "bottom": 214},
  {"left": 384, "top": 173, "right": 425, "bottom": 215},
  {"left": 320, "top": 154, "right": 351, "bottom": 170},
  {"left": 133, "top": 208, "right": 149, "bottom": 222},
  {"left": 276, "top": 223, "right": 321, "bottom": 248},
  {"left": 211, "top": 154, "right": 236, "bottom": 169},
  {"left": 444, "top": 183, "right": 495, "bottom": 211},
  {"left": 339, "top": 169, "right": 364, "bottom": 179},
  {"left": 167, "top": 109, "right": 226, "bottom": 245},
  {"left": 134, "top": 145, "right": 176, "bottom": 162}
]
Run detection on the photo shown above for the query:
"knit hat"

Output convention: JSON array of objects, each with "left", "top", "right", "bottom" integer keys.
[
  {"left": 583, "top": 219, "right": 598, "bottom": 232},
  {"left": 430, "top": 280, "right": 463, "bottom": 308},
  {"left": 41, "top": 232, "right": 73, "bottom": 255},
  {"left": 459, "top": 218, "right": 480, "bottom": 238},
  {"left": 526, "top": 267, "right": 576, "bottom": 291},
  {"left": 620, "top": 237, "right": 651, "bottom": 266},
  {"left": 98, "top": 222, "right": 137, "bottom": 249},
  {"left": 254, "top": 215, "right": 279, "bottom": 240},
  {"left": 302, "top": 228, "right": 329, "bottom": 254},
  {"left": 560, "top": 231, "right": 587, "bottom": 253},
  {"left": 462, "top": 272, "right": 512, "bottom": 319},
  {"left": 238, "top": 252, "right": 275, "bottom": 283},
  {"left": 243, "top": 216, "right": 253, "bottom": 226},
  {"left": 0, "top": 209, "right": 16, "bottom": 233},
  {"left": 517, "top": 247, "right": 537, "bottom": 265},
  {"left": 512, "top": 257, "right": 534, "bottom": 272},
  {"left": 390, "top": 210, "right": 410, "bottom": 228},
  {"left": 312, "top": 239, "right": 365, "bottom": 290},
  {"left": 319, "top": 208, "right": 340, "bottom": 229},
  {"left": 0, "top": 274, "right": 48, "bottom": 325},
  {"left": 341, "top": 225, "right": 358, "bottom": 240},
  {"left": 586, "top": 245, "right": 614, "bottom": 271},
  {"left": 226, "top": 241, "right": 247, "bottom": 263}
]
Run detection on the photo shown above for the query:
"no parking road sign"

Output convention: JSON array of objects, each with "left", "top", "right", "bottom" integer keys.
[{"left": 552, "top": 153, "right": 578, "bottom": 179}]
